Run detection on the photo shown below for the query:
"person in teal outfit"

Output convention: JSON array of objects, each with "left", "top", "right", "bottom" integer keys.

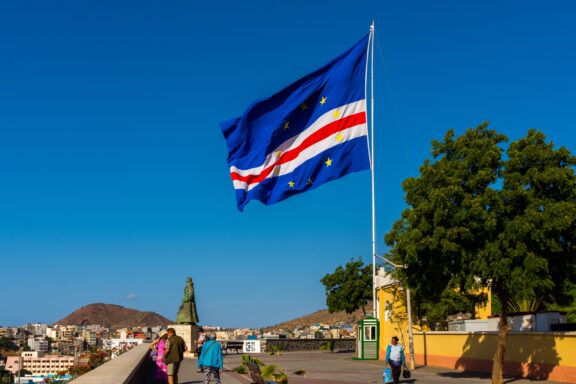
[
  {"left": 197, "top": 333, "right": 223, "bottom": 384},
  {"left": 385, "top": 336, "right": 405, "bottom": 383}
]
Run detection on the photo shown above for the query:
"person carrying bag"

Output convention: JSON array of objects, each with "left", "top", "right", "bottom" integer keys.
[
  {"left": 197, "top": 333, "right": 223, "bottom": 384},
  {"left": 385, "top": 336, "right": 405, "bottom": 384}
]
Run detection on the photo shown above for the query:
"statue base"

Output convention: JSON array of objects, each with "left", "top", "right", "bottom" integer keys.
[{"left": 168, "top": 324, "right": 202, "bottom": 358}]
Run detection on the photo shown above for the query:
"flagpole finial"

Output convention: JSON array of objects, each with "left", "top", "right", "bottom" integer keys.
[{"left": 370, "top": 20, "right": 374, "bottom": 31}]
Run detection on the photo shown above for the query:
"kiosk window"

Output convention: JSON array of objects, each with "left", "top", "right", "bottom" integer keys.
[{"left": 364, "top": 325, "right": 376, "bottom": 341}]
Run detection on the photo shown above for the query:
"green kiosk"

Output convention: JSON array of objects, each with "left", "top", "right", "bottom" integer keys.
[{"left": 357, "top": 315, "right": 379, "bottom": 359}]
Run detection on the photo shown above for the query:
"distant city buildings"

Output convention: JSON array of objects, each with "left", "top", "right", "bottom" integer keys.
[
  {"left": 0, "top": 322, "right": 172, "bottom": 381},
  {"left": 5, "top": 351, "right": 75, "bottom": 376},
  {"left": 4, "top": 310, "right": 566, "bottom": 380},
  {"left": 0, "top": 320, "right": 355, "bottom": 357},
  {"left": 27, "top": 336, "right": 49, "bottom": 353},
  {"left": 194, "top": 322, "right": 355, "bottom": 341}
]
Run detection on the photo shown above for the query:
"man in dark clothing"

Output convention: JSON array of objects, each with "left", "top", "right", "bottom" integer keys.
[{"left": 164, "top": 328, "right": 188, "bottom": 384}]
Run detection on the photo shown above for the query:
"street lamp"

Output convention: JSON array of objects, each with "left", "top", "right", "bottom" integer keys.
[{"left": 376, "top": 254, "right": 416, "bottom": 370}]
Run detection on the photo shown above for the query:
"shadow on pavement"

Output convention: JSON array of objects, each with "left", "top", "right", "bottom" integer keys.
[
  {"left": 438, "top": 371, "right": 491, "bottom": 379},
  {"left": 438, "top": 370, "right": 531, "bottom": 383}
]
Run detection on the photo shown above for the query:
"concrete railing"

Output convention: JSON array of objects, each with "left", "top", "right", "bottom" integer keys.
[{"left": 72, "top": 343, "right": 153, "bottom": 384}]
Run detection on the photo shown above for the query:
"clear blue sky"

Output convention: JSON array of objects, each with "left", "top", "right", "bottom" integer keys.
[{"left": 1, "top": 0, "right": 575, "bottom": 328}]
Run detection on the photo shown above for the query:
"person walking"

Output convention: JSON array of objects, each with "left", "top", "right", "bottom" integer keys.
[
  {"left": 385, "top": 336, "right": 405, "bottom": 384},
  {"left": 150, "top": 331, "right": 168, "bottom": 383},
  {"left": 163, "top": 328, "right": 188, "bottom": 384},
  {"left": 197, "top": 333, "right": 223, "bottom": 384}
]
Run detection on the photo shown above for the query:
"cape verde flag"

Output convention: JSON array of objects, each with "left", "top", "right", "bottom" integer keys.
[{"left": 220, "top": 34, "right": 370, "bottom": 211}]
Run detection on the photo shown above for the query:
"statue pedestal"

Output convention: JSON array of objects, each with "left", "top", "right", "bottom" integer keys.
[{"left": 169, "top": 324, "right": 202, "bottom": 358}]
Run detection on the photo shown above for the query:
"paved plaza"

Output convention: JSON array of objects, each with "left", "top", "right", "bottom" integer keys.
[{"left": 175, "top": 351, "right": 563, "bottom": 384}]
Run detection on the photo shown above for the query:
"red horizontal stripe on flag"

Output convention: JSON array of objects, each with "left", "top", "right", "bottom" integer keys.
[{"left": 231, "top": 112, "right": 366, "bottom": 185}]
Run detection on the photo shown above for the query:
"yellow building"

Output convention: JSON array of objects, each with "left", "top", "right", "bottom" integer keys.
[
  {"left": 375, "top": 270, "right": 415, "bottom": 360},
  {"left": 375, "top": 271, "right": 576, "bottom": 383}
]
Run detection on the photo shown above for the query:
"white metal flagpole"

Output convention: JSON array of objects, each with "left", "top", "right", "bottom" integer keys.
[
  {"left": 370, "top": 21, "right": 377, "bottom": 319},
  {"left": 367, "top": 25, "right": 416, "bottom": 366}
]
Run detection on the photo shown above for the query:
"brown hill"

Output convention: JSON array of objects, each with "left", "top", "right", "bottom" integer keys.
[
  {"left": 265, "top": 302, "right": 373, "bottom": 331},
  {"left": 55, "top": 303, "right": 172, "bottom": 329}
]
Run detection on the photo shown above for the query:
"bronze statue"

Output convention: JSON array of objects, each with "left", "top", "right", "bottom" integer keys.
[{"left": 176, "top": 276, "right": 199, "bottom": 324}]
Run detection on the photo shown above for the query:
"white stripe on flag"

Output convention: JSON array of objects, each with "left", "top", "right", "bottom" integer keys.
[
  {"left": 232, "top": 122, "right": 368, "bottom": 191},
  {"left": 230, "top": 99, "right": 366, "bottom": 177}
]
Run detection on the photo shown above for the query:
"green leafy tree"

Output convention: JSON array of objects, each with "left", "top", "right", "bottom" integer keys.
[
  {"left": 45, "top": 336, "right": 53, "bottom": 351},
  {"left": 548, "top": 286, "right": 576, "bottom": 322},
  {"left": 0, "top": 369, "right": 14, "bottom": 384},
  {"left": 320, "top": 258, "right": 372, "bottom": 315},
  {"left": 385, "top": 124, "right": 576, "bottom": 384},
  {"left": 68, "top": 365, "right": 92, "bottom": 377},
  {"left": 320, "top": 340, "right": 336, "bottom": 352},
  {"left": 415, "top": 288, "right": 476, "bottom": 327},
  {"left": 16, "top": 369, "right": 32, "bottom": 377},
  {"left": 268, "top": 344, "right": 284, "bottom": 356},
  {"left": 0, "top": 337, "right": 19, "bottom": 351},
  {"left": 88, "top": 350, "right": 110, "bottom": 369}
]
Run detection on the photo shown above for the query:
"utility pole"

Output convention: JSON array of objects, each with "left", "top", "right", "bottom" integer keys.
[{"left": 405, "top": 288, "right": 415, "bottom": 370}]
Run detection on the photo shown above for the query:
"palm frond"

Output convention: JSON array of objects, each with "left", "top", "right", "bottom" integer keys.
[{"left": 260, "top": 364, "right": 278, "bottom": 379}]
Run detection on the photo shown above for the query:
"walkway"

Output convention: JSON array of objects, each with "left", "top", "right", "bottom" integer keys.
[
  {"left": 177, "top": 351, "right": 564, "bottom": 384},
  {"left": 176, "top": 357, "right": 243, "bottom": 384}
]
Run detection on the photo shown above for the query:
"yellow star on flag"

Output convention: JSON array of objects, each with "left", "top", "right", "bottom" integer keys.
[
  {"left": 320, "top": 96, "right": 327, "bottom": 105},
  {"left": 306, "top": 178, "right": 314, "bottom": 186},
  {"left": 325, "top": 158, "right": 333, "bottom": 167},
  {"left": 333, "top": 109, "right": 341, "bottom": 118},
  {"left": 288, "top": 181, "right": 295, "bottom": 188},
  {"left": 275, "top": 151, "right": 281, "bottom": 159},
  {"left": 300, "top": 102, "right": 308, "bottom": 111},
  {"left": 335, "top": 133, "right": 344, "bottom": 142},
  {"left": 283, "top": 121, "right": 290, "bottom": 130}
]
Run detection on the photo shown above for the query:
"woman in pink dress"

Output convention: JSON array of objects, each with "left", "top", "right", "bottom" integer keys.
[{"left": 150, "top": 332, "right": 168, "bottom": 383}]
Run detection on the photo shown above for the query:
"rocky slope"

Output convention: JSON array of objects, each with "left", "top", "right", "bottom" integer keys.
[
  {"left": 265, "top": 302, "right": 373, "bottom": 331},
  {"left": 55, "top": 303, "right": 172, "bottom": 329}
]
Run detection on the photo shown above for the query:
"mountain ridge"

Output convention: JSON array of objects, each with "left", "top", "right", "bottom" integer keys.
[
  {"left": 264, "top": 303, "right": 372, "bottom": 331},
  {"left": 55, "top": 303, "right": 172, "bottom": 329}
]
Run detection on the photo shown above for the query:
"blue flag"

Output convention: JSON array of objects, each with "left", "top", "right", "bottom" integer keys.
[{"left": 220, "top": 34, "right": 371, "bottom": 211}]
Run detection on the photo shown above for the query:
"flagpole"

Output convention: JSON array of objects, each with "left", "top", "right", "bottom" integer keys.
[
  {"left": 370, "top": 21, "right": 377, "bottom": 319},
  {"left": 368, "top": 25, "right": 416, "bottom": 367}
]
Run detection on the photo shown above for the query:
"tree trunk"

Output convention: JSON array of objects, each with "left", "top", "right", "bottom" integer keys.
[{"left": 491, "top": 306, "right": 509, "bottom": 384}]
